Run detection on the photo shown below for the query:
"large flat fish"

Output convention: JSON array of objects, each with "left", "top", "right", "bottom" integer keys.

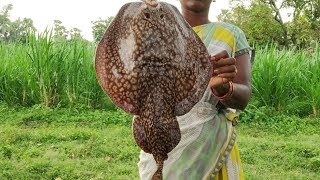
[{"left": 95, "top": 0, "right": 212, "bottom": 179}]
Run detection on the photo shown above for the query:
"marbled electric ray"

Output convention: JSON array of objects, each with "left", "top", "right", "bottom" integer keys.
[{"left": 95, "top": 0, "right": 212, "bottom": 179}]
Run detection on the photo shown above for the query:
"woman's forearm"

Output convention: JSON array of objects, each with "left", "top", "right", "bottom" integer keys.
[{"left": 219, "top": 83, "right": 251, "bottom": 110}]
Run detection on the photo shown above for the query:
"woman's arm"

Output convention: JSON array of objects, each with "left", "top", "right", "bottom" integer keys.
[{"left": 209, "top": 51, "right": 252, "bottom": 110}]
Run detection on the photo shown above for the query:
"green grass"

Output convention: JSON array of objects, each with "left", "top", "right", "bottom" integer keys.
[
  {"left": 1, "top": 33, "right": 320, "bottom": 117},
  {"left": 0, "top": 104, "right": 319, "bottom": 179},
  {"left": 238, "top": 128, "right": 320, "bottom": 179},
  {"left": 0, "top": 32, "right": 319, "bottom": 178},
  {"left": 0, "top": 104, "right": 139, "bottom": 179},
  {"left": 0, "top": 31, "right": 114, "bottom": 109},
  {"left": 251, "top": 44, "right": 320, "bottom": 117}
]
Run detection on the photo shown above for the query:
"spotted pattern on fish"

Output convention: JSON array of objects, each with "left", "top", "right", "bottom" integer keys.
[{"left": 95, "top": 1, "right": 212, "bottom": 179}]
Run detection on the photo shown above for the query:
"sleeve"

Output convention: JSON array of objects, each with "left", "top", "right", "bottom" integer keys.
[{"left": 233, "top": 26, "right": 253, "bottom": 58}]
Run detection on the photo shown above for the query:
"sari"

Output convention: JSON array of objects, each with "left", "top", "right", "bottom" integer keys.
[{"left": 138, "top": 22, "right": 252, "bottom": 180}]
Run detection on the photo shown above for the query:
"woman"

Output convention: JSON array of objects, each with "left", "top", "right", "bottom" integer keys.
[{"left": 138, "top": 0, "right": 252, "bottom": 179}]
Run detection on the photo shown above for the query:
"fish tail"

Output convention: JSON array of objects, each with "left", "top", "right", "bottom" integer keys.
[{"left": 151, "top": 160, "right": 164, "bottom": 180}]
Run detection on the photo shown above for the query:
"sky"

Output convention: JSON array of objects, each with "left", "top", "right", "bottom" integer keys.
[{"left": 1, "top": 0, "right": 230, "bottom": 41}]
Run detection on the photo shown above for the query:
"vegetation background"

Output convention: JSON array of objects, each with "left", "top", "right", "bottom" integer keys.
[{"left": 0, "top": 0, "right": 319, "bottom": 179}]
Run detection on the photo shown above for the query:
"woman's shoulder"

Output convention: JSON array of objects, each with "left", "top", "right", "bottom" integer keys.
[
  {"left": 210, "top": 22, "right": 252, "bottom": 56},
  {"left": 211, "top": 22, "right": 245, "bottom": 35}
]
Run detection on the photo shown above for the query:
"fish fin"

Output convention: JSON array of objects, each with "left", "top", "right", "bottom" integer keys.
[{"left": 132, "top": 116, "right": 151, "bottom": 153}]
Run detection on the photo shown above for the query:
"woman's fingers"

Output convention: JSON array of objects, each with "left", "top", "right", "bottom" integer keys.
[
  {"left": 211, "top": 50, "right": 229, "bottom": 61},
  {"left": 214, "top": 65, "right": 237, "bottom": 74},
  {"left": 211, "top": 57, "right": 236, "bottom": 75},
  {"left": 218, "top": 72, "right": 236, "bottom": 79},
  {"left": 214, "top": 57, "right": 236, "bottom": 67}
]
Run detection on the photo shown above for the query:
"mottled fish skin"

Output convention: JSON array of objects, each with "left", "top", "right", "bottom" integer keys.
[{"left": 95, "top": 1, "right": 212, "bottom": 179}]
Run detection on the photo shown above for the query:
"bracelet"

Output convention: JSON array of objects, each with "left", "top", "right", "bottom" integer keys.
[{"left": 212, "top": 81, "right": 234, "bottom": 101}]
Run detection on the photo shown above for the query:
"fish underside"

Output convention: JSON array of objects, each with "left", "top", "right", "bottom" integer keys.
[
  {"left": 94, "top": 1, "right": 212, "bottom": 179},
  {"left": 132, "top": 62, "right": 182, "bottom": 179}
]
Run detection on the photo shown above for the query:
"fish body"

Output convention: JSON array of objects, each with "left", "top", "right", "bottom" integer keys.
[{"left": 95, "top": 1, "right": 212, "bottom": 179}]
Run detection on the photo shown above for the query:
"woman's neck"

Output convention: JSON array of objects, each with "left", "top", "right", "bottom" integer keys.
[{"left": 181, "top": 8, "right": 210, "bottom": 27}]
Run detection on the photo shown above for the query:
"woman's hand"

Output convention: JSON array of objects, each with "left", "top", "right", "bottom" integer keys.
[
  {"left": 208, "top": 50, "right": 252, "bottom": 110},
  {"left": 209, "top": 50, "right": 237, "bottom": 91}
]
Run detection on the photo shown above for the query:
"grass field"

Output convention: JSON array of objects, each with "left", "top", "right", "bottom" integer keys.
[
  {"left": 1, "top": 34, "right": 319, "bottom": 116},
  {"left": 0, "top": 32, "right": 319, "bottom": 179},
  {"left": 0, "top": 104, "right": 319, "bottom": 179}
]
